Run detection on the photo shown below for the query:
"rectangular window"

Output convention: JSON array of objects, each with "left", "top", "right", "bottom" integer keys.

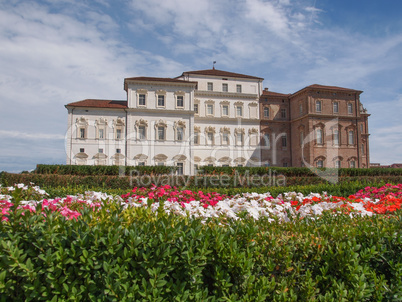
[
  {"left": 79, "top": 148, "right": 85, "bottom": 153},
  {"left": 282, "top": 134, "right": 287, "bottom": 147},
  {"left": 333, "top": 129, "right": 339, "bottom": 145},
  {"left": 138, "top": 162, "right": 145, "bottom": 166},
  {"left": 194, "top": 104, "right": 199, "bottom": 114},
  {"left": 236, "top": 133, "right": 243, "bottom": 146},
  {"left": 300, "top": 131, "right": 304, "bottom": 146},
  {"left": 317, "top": 160, "right": 323, "bottom": 168},
  {"left": 158, "top": 127, "right": 165, "bottom": 140},
  {"left": 158, "top": 95, "right": 165, "bottom": 107},
  {"left": 263, "top": 133, "right": 270, "bottom": 148},
  {"left": 283, "top": 162, "right": 288, "bottom": 167},
  {"left": 207, "top": 82, "right": 213, "bottom": 91},
  {"left": 80, "top": 128, "right": 85, "bottom": 139},
  {"left": 139, "top": 94, "right": 146, "bottom": 106},
  {"left": 348, "top": 130, "right": 354, "bottom": 145},
  {"left": 177, "top": 127, "right": 183, "bottom": 141},
  {"left": 316, "top": 100, "right": 322, "bottom": 112},
  {"left": 333, "top": 102, "right": 339, "bottom": 113},
  {"left": 316, "top": 129, "right": 323, "bottom": 145},
  {"left": 207, "top": 104, "right": 214, "bottom": 115},
  {"left": 335, "top": 160, "right": 341, "bottom": 168},
  {"left": 222, "top": 83, "right": 228, "bottom": 92},
  {"left": 236, "top": 106, "right": 243, "bottom": 117},
  {"left": 98, "top": 148, "right": 103, "bottom": 153},
  {"left": 98, "top": 129, "right": 104, "bottom": 139},
  {"left": 116, "top": 149, "right": 121, "bottom": 154},
  {"left": 176, "top": 96, "right": 184, "bottom": 108},
  {"left": 116, "top": 129, "right": 122, "bottom": 140},
  {"left": 158, "top": 162, "right": 165, "bottom": 166},
  {"left": 361, "top": 144, "right": 364, "bottom": 155},
  {"left": 194, "top": 132, "right": 199, "bottom": 144},
  {"left": 139, "top": 126, "right": 146, "bottom": 140},
  {"left": 348, "top": 103, "right": 353, "bottom": 114},
  {"left": 236, "top": 84, "right": 242, "bottom": 93},
  {"left": 299, "top": 103, "right": 303, "bottom": 114},
  {"left": 222, "top": 132, "right": 229, "bottom": 145},
  {"left": 350, "top": 161, "right": 356, "bottom": 168},
  {"left": 207, "top": 132, "right": 213, "bottom": 145},
  {"left": 360, "top": 124, "right": 363, "bottom": 132},
  {"left": 176, "top": 163, "right": 184, "bottom": 175},
  {"left": 222, "top": 105, "right": 229, "bottom": 116},
  {"left": 264, "top": 107, "right": 269, "bottom": 118},
  {"left": 281, "top": 108, "right": 286, "bottom": 118}
]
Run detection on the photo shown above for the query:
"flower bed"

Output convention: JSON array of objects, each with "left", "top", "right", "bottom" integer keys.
[
  {"left": 1, "top": 183, "right": 401, "bottom": 301},
  {"left": 1, "top": 183, "right": 401, "bottom": 223}
]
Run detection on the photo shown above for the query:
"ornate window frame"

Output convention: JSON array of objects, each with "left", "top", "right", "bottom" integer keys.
[
  {"left": 313, "top": 122, "right": 325, "bottom": 146},
  {"left": 175, "top": 91, "right": 185, "bottom": 109},
  {"left": 174, "top": 120, "right": 186, "bottom": 142},
  {"left": 194, "top": 99, "right": 200, "bottom": 116},
  {"left": 205, "top": 126, "right": 216, "bottom": 145},
  {"left": 137, "top": 89, "right": 148, "bottom": 107},
  {"left": 76, "top": 117, "right": 88, "bottom": 140},
  {"left": 155, "top": 119, "right": 167, "bottom": 141},
  {"left": 248, "top": 128, "right": 259, "bottom": 146},
  {"left": 220, "top": 101, "right": 230, "bottom": 117},
  {"left": 194, "top": 125, "right": 200, "bottom": 145},
  {"left": 345, "top": 125, "right": 356, "bottom": 146},
  {"left": 234, "top": 101, "right": 243, "bottom": 118},
  {"left": 113, "top": 117, "right": 125, "bottom": 140},
  {"left": 220, "top": 126, "right": 231, "bottom": 146},
  {"left": 156, "top": 90, "right": 166, "bottom": 108},
  {"left": 315, "top": 100, "right": 322, "bottom": 113},
  {"left": 234, "top": 127, "right": 245, "bottom": 146},
  {"left": 95, "top": 117, "right": 107, "bottom": 140},
  {"left": 135, "top": 119, "right": 148, "bottom": 141},
  {"left": 205, "top": 100, "right": 215, "bottom": 116},
  {"left": 314, "top": 156, "right": 326, "bottom": 168}
]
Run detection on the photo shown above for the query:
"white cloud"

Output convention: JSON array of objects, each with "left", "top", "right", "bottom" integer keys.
[{"left": 0, "top": 130, "right": 65, "bottom": 140}]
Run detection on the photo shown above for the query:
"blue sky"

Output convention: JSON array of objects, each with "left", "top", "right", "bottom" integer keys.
[{"left": 0, "top": 0, "right": 401, "bottom": 172}]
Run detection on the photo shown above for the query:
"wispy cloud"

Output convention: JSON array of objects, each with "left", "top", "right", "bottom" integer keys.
[{"left": 0, "top": 130, "right": 65, "bottom": 140}]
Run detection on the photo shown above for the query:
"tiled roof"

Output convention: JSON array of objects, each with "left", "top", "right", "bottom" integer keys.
[
  {"left": 261, "top": 90, "right": 290, "bottom": 97},
  {"left": 124, "top": 76, "right": 197, "bottom": 84},
  {"left": 307, "top": 84, "right": 362, "bottom": 93},
  {"left": 66, "top": 99, "right": 127, "bottom": 109},
  {"left": 181, "top": 68, "right": 264, "bottom": 80},
  {"left": 292, "top": 84, "right": 363, "bottom": 96}
]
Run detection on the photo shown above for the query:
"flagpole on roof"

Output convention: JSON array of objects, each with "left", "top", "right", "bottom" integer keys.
[{"left": 213, "top": 61, "right": 216, "bottom": 69}]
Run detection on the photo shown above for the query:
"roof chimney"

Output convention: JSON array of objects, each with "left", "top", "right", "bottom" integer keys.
[{"left": 264, "top": 88, "right": 269, "bottom": 91}]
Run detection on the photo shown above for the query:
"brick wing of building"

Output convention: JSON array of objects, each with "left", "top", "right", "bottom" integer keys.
[{"left": 65, "top": 68, "right": 370, "bottom": 174}]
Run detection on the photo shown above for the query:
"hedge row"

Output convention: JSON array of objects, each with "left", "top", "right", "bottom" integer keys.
[
  {"left": 33, "top": 164, "right": 402, "bottom": 177},
  {"left": 2, "top": 172, "right": 402, "bottom": 192},
  {"left": 1, "top": 204, "right": 401, "bottom": 301},
  {"left": 34, "top": 164, "right": 177, "bottom": 176}
]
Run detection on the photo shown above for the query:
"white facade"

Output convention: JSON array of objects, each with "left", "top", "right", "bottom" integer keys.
[{"left": 66, "top": 69, "right": 264, "bottom": 175}]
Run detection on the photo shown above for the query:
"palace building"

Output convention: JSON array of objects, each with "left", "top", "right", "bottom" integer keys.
[{"left": 65, "top": 68, "right": 370, "bottom": 174}]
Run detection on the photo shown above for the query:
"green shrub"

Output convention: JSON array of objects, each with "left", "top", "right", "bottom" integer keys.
[{"left": 0, "top": 202, "right": 401, "bottom": 301}]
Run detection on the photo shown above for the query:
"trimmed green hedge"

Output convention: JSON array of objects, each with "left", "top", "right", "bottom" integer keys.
[
  {"left": 33, "top": 165, "right": 402, "bottom": 177},
  {"left": 0, "top": 204, "right": 401, "bottom": 301},
  {"left": 34, "top": 164, "right": 177, "bottom": 176},
  {"left": 2, "top": 172, "right": 402, "bottom": 192}
]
